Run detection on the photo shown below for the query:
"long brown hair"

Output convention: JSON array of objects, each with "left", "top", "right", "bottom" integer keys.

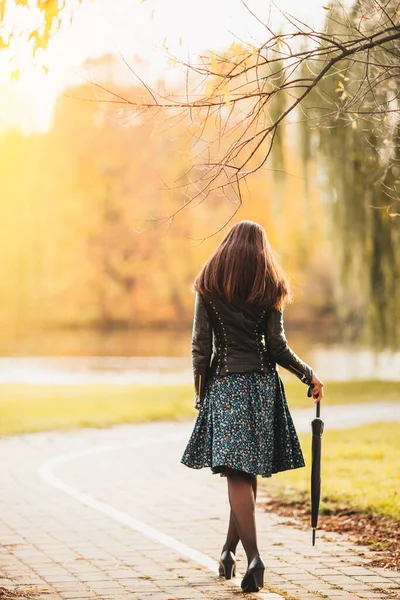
[{"left": 194, "top": 220, "right": 291, "bottom": 309}]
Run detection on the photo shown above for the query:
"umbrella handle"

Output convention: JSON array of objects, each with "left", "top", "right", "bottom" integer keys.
[{"left": 307, "top": 384, "right": 321, "bottom": 418}]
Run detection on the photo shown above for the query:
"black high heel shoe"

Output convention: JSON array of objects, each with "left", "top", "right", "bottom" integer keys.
[
  {"left": 241, "top": 556, "right": 265, "bottom": 593},
  {"left": 218, "top": 550, "right": 236, "bottom": 579}
]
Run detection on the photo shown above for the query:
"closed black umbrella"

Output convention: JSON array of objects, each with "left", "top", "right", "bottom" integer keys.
[{"left": 308, "top": 385, "right": 324, "bottom": 546}]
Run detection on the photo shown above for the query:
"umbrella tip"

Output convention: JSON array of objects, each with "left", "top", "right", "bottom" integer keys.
[{"left": 312, "top": 529, "right": 316, "bottom": 546}]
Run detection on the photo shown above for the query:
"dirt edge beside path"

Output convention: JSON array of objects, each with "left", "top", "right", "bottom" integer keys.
[{"left": 262, "top": 494, "right": 399, "bottom": 572}]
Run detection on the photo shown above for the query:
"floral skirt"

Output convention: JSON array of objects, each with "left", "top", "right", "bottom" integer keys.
[{"left": 180, "top": 370, "right": 305, "bottom": 478}]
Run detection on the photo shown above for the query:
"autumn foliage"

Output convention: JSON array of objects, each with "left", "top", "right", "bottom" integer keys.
[{"left": 0, "top": 57, "right": 332, "bottom": 333}]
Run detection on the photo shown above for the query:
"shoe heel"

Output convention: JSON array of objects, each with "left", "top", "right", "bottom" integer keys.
[
  {"left": 252, "top": 566, "right": 264, "bottom": 589},
  {"left": 241, "top": 565, "right": 264, "bottom": 593},
  {"left": 220, "top": 561, "right": 235, "bottom": 579},
  {"left": 219, "top": 550, "right": 236, "bottom": 580}
]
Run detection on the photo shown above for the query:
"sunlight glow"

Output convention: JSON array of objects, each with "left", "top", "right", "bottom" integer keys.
[{"left": 0, "top": 0, "right": 327, "bottom": 133}]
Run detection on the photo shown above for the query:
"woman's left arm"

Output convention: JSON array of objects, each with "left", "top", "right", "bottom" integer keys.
[
  {"left": 192, "top": 292, "right": 213, "bottom": 408},
  {"left": 265, "top": 308, "right": 313, "bottom": 385}
]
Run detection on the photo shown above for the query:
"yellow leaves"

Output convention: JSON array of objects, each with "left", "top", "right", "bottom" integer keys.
[
  {"left": 10, "top": 69, "right": 20, "bottom": 82},
  {"left": 2, "top": 0, "right": 73, "bottom": 57},
  {"left": 0, "top": 35, "right": 10, "bottom": 50},
  {"left": 211, "top": 56, "right": 218, "bottom": 72},
  {"left": 28, "top": 28, "right": 50, "bottom": 56},
  {"left": 223, "top": 88, "right": 231, "bottom": 106},
  {"left": 168, "top": 55, "right": 178, "bottom": 68},
  {"left": 335, "top": 80, "right": 348, "bottom": 101},
  {"left": 40, "top": 0, "right": 58, "bottom": 22},
  {"left": 228, "top": 41, "right": 243, "bottom": 57}
]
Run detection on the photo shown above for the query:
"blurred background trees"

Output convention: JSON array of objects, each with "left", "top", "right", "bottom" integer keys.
[
  {"left": 0, "top": 0, "right": 399, "bottom": 349},
  {"left": 0, "top": 53, "right": 330, "bottom": 334}
]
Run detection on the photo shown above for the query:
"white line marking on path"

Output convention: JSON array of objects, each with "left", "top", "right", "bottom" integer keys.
[{"left": 39, "top": 431, "right": 283, "bottom": 599}]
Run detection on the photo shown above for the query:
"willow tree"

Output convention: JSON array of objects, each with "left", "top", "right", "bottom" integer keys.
[{"left": 300, "top": 1, "right": 400, "bottom": 346}]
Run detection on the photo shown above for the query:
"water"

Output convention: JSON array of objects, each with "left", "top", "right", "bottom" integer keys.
[{"left": 0, "top": 328, "right": 399, "bottom": 384}]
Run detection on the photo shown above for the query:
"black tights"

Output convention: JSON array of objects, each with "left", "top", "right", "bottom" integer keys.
[{"left": 222, "top": 468, "right": 259, "bottom": 564}]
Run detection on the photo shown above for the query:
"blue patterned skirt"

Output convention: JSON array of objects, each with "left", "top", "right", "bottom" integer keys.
[{"left": 180, "top": 370, "right": 305, "bottom": 478}]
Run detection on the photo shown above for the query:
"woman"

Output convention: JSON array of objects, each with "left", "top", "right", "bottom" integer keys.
[{"left": 181, "top": 220, "right": 324, "bottom": 593}]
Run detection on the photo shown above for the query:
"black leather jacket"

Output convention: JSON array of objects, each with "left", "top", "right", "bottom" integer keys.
[{"left": 192, "top": 292, "right": 313, "bottom": 406}]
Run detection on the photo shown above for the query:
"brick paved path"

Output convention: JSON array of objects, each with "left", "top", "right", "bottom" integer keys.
[{"left": 0, "top": 420, "right": 399, "bottom": 600}]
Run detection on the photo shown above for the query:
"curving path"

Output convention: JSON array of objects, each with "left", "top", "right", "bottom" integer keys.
[{"left": 0, "top": 403, "right": 399, "bottom": 600}]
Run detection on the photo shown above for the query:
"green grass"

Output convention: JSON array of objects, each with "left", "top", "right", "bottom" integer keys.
[
  {"left": 0, "top": 383, "right": 195, "bottom": 436},
  {"left": 263, "top": 422, "right": 400, "bottom": 519},
  {"left": 0, "top": 379, "right": 398, "bottom": 437},
  {"left": 283, "top": 379, "right": 400, "bottom": 408}
]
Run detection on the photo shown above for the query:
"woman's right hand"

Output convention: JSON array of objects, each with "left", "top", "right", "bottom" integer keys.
[{"left": 310, "top": 373, "right": 324, "bottom": 402}]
